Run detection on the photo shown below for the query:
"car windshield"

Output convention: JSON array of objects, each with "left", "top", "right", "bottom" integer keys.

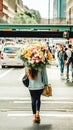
[{"left": 4, "top": 47, "right": 20, "bottom": 53}]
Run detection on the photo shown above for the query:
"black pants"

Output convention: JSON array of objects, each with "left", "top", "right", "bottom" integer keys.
[{"left": 29, "top": 89, "right": 43, "bottom": 114}]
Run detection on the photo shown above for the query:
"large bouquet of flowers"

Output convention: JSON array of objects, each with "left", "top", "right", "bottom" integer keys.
[{"left": 19, "top": 42, "right": 53, "bottom": 70}]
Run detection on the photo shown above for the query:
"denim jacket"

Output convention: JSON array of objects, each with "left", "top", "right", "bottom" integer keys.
[{"left": 25, "top": 67, "right": 48, "bottom": 90}]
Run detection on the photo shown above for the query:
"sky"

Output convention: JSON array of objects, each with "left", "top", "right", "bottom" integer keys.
[{"left": 23, "top": 0, "right": 53, "bottom": 19}]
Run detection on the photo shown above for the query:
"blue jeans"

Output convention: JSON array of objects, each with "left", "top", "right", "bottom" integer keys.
[
  {"left": 59, "top": 60, "right": 64, "bottom": 74},
  {"left": 67, "top": 63, "right": 73, "bottom": 78}
]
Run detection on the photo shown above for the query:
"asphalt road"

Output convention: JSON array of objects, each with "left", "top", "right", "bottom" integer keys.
[{"left": 0, "top": 65, "right": 73, "bottom": 130}]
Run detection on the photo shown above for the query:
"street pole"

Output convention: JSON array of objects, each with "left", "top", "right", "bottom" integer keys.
[{"left": 48, "top": 0, "right": 50, "bottom": 24}]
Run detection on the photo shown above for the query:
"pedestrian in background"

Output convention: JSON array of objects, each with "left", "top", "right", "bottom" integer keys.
[
  {"left": 58, "top": 46, "right": 65, "bottom": 76},
  {"left": 46, "top": 42, "right": 52, "bottom": 53},
  {"left": 26, "top": 67, "right": 48, "bottom": 123},
  {"left": 51, "top": 45, "right": 56, "bottom": 59},
  {"left": 64, "top": 44, "right": 73, "bottom": 82}
]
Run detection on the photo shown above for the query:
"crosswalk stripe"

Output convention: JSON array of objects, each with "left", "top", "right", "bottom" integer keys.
[
  {"left": 14, "top": 101, "right": 73, "bottom": 104},
  {"left": 8, "top": 113, "right": 73, "bottom": 118}
]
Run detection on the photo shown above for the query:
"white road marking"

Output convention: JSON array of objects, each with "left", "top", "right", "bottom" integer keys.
[
  {"left": 18, "top": 73, "right": 24, "bottom": 81},
  {"left": 0, "top": 97, "right": 73, "bottom": 101},
  {"left": 8, "top": 113, "right": 73, "bottom": 118},
  {"left": 18, "top": 69, "right": 25, "bottom": 81},
  {"left": 0, "top": 68, "right": 13, "bottom": 79},
  {"left": 14, "top": 101, "right": 73, "bottom": 104}
]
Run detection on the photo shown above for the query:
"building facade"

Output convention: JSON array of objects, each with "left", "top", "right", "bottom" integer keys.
[
  {"left": 66, "top": 0, "right": 73, "bottom": 24},
  {"left": 0, "top": 0, "right": 3, "bottom": 17},
  {"left": 51, "top": 0, "right": 66, "bottom": 24},
  {"left": 0, "top": 0, "right": 24, "bottom": 23},
  {"left": 16, "top": 0, "right": 24, "bottom": 13},
  {"left": 0, "top": 0, "right": 8, "bottom": 23},
  {"left": 48, "top": 0, "right": 50, "bottom": 24}
]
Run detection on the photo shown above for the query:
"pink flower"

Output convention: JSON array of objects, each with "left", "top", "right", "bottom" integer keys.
[{"left": 34, "top": 57, "right": 42, "bottom": 63}]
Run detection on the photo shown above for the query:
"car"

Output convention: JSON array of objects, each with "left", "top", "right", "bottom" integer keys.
[
  {"left": 0, "top": 45, "right": 24, "bottom": 68},
  {"left": 3, "top": 41, "right": 16, "bottom": 46},
  {"left": 0, "top": 40, "right": 3, "bottom": 53}
]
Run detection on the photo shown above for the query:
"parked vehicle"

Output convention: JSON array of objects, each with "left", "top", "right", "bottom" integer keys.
[
  {"left": 0, "top": 45, "right": 24, "bottom": 68},
  {"left": 3, "top": 41, "right": 16, "bottom": 46},
  {"left": 0, "top": 40, "right": 3, "bottom": 53}
]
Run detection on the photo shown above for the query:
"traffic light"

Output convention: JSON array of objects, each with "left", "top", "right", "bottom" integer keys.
[{"left": 63, "top": 31, "right": 69, "bottom": 39}]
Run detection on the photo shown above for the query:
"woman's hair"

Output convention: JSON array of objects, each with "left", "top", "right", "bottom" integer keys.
[
  {"left": 26, "top": 68, "right": 38, "bottom": 80},
  {"left": 60, "top": 46, "right": 64, "bottom": 51}
]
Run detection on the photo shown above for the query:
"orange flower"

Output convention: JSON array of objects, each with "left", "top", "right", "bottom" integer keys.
[
  {"left": 25, "top": 51, "right": 32, "bottom": 59},
  {"left": 41, "top": 45, "right": 47, "bottom": 50},
  {"left": 35, "top": 44, "right": 41, "bottom": 50},
  {"left": 21, "top": 49, "right": 27, "bottom": 55},
  {"left": 39, "top": 51, "right": 44, "bottom": 57},
  {"left": 48, "top": 51, "right": 53, "bottom": 60}
]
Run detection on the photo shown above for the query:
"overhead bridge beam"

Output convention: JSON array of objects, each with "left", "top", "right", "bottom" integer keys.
[
  {"left": 0, "top": 30, "right": 73, "bottom": 38},
  {"left": 0, "top": 31, "right": 63, "bottom": 38},
  {"left": 0, "top": 24, "right": 73, "bottom": 31}
]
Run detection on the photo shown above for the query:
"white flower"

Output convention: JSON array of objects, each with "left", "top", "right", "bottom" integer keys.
[
  {"left": 34, "top": 53, "right": 39, "bottom": 57},
  {"left": 36, "top": 60, "right": 39, "bottom": 63},
  {"left": 28, "top": 59, "right": 34, "bottom": 64},
  {"left": 45, "top": 52, "right": 47, "bottom": 57}
]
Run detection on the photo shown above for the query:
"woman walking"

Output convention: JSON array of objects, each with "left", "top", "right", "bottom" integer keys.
[
  {"left": 26, "top": 67, "right": 48, "bottom": 123},
  {"left": 19, "top": 42, "right": 53, "bottom": 123}
]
